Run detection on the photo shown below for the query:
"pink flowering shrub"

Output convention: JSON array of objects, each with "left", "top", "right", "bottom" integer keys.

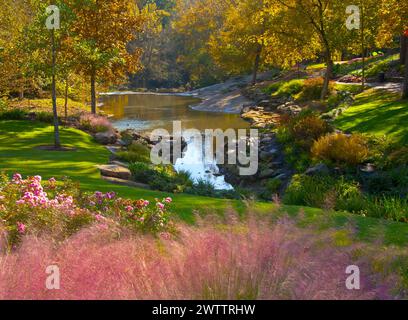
[
  {"left": 0, "top": 173, "right": 173, "bottom": 247},
  {"left": 0, "top": 216, "right": 393, "bottom": 300},
  {"left": 79, "top": 114, "right": 113, "bottom": 133}
]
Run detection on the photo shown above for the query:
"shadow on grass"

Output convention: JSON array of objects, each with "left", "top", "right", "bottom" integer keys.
[{"left": 335, "top": 90, "right": 408, "bottom": 145}]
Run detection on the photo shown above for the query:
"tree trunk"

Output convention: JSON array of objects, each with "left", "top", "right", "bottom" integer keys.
[
  {"left": 361, "top": 3, "right": 365, "bottom": 90},
  {"left": 64, "top": 76, "right": 69, "bottom": 120},
  {"left": 252, "top": 46, "right": 262, "bottom": 85},
  {"left": 403, "top": 41, "right": 408, "bottom": 99},
  {"left": 19, "top": 88, "right": 24, "bottom": 100},
  {"left": 401, "top": 35, "right": 407, "bottom": 65},
  {"left": 51, "top": 30, "right": 61, "bottom": 148},
  {"left": 321, "top": 50, "right": 333, "bottom": 100},
  {"left": 91, "top": 71, "right": 96, "bottom": 114}
]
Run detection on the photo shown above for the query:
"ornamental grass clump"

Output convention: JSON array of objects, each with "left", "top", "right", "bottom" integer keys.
[
  {"left": 312, "top": 133, "right": 369, "bottom": 167},
  {"left": 79, "top": 114, "right": 113, "bottom": 133},
  {"left": 0, "top": 216, "right": 393, "bottom": 300}
]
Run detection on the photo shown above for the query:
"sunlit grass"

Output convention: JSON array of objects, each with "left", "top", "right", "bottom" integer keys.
[
  {"left": 10, "top": 98, "right": 90, "bottom": 117},
  {"left": 1, "top": 120, "right": 408, "bottom": 245},
  {"left": 334, "top": 89, "right": 408, "bottom": 144}
]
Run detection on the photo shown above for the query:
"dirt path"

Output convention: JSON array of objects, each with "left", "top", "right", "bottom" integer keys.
[
  {"left": 335, "top": 81, "right": 403, "bottom": 94},
  {"left": 186, "top": 73, "right": 273, "bottom": 114}
]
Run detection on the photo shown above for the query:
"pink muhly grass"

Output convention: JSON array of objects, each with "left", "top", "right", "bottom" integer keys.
[
  {"left": 0, "top": 217, "right": 392, "bottom": 300},
  {"left": 79, "top": 114, "right": 113, "bottom": 133}
]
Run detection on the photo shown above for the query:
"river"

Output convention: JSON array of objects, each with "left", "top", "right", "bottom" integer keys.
[{"left": 100, "top": 93, "right": 249, "bottom": 190}]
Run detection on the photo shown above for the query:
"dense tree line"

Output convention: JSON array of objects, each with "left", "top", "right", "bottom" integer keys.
[{"left": 1, "top": 0, "right": 407, "bottom": 97}]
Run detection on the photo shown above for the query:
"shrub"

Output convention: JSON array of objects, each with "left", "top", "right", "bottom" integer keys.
[
  {"left": 129, "top": 162, "right": 156, "bottom": 183},
  {"left": 79, "top": 114, "right": 113, "bottom": 133},
  {"left": 288, "top": 111, "right": 333, "bottom": 150},
  {"left": 186, "top": 178, "right": 217, "bottom": 197},
  {"left": 0, "top": 98, "right": 8, "bottom": 111},
  {"left": 283, "top": 174, "right": 361, "bottom": 209},
  {"left": 0, "top": 216, "right": 389, "bottom": 300},
  {"left": 130, "top": 163, "right": 193, "bottom": 193},
  {"left": 312, "top": 133, "right": 369, "bottom": 167},
  {"left": 0, "top": 108, "right": 27, "bottom": 120},
  {"left": 295, "top": 77, "right": 335, "bottom": 101},
  {"left": 388, "top": 147, "right": 408, "bottom": 168},
  {"left": 284, "top": 173, "right": 408, "bottom": 222},
  {"left": 149, "top": 166, "right": 193, "bottom": 193},
  {"left": 35, "top": 112, "right": 55, "bottom": 123},
  {"left": 260, "top": 178, "right": 282, "bottom": 200},
  {"left": 264, "top": 79, "right": 305, "bottom": 97},
  {"left": 360, "top": 166, "right": 408, "bottom": 198},
  {"left": 0, "top": 173, "right": 174, "bottom": 247},
  {"left": 117, "top": 142, "right": 151, "bottom": 163}
]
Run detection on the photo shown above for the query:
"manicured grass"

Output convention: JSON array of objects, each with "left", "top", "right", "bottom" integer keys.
[
  {"left": 335, "top": 89, "right": 408, "bottom": 144},
  {"left": 1, "top": 120, "right": 408, "bottom": 245},
  {"left": 0, "top": 120, "right": 250, "bottom": 223}
]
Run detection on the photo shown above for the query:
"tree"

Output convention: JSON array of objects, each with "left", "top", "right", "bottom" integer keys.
[
  {"left": 172, "top": 0, "right": 233, "bottom": 87},
  {"left": 131, "top": 3, "right": 170, "bottom": 88},
  {"left": 277, "top": 0, "right": 351, "bottom": 99},
  {"left": 209, "top": 0, "right": 272, "bottom": 84},
  {"left": 68, "top": 0, "right": 144, "bottom": 113},
  {"left": 404, "top": 29, "right": 408, "bottom": 99},
  {"left": 376, "top": 0, "right": 408, "bottom": 98},
  {"left": 0, "top": 0, "right": 35, "bottom": 98},
  {"left": 23, "top": 1, "right": 74, "bottom": 148}
]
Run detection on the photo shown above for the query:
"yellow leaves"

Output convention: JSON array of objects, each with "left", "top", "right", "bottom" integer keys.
[{"left": 65, "top": 0, "right": 144, "bottom": 83}]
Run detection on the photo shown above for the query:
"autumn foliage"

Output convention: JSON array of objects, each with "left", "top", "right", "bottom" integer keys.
[{"left": 312, "top": 133, "right": 370, "bottom": 166}]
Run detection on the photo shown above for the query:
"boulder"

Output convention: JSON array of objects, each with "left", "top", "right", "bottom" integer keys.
[
  {"left": 105, "top": 145, "right": 121, "bottom": 155},
  {"left": 276, "top": 103, "right": 302, "bottom": 116},
  {"left": 98, "top": 164, "right": 132, "bottom": 180},
  {"left": 258, "top": 169, "right": 275, "bottom": 179},
  {"left": 95, "top": 131, "right": 117, "bottom": 145},
  {"left": 273, "top": 173, "right": 288, "bottom": 181},
  {"left": 360, "top": 163, "right": 376, "bottom": 174},
  {"left": 305, "top": 163, "right": 330, "bottom": 176},
  {"left": 260, "top": 149, "right": 278, "bottom": 161}
]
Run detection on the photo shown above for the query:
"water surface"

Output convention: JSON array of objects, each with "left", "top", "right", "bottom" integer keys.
[{"left": 100, "top": 93, "right": 249, "bottom": 189}]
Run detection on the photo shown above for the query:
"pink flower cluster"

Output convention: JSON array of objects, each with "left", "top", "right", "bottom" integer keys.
[
  {"left": 14, "top": 175, "right": 76, "bottom": 215},
  {"left": 0, "top": 173, "right": 174, "bottom": 239},
  {"left": 156, "top": 197, "right": 172, "bottom": 211},
  {"left": 91, "top": 191, "right": 116, "bottom": 205}
]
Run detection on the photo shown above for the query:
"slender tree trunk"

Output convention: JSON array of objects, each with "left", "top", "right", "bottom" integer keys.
[
  {"left": 401, "top": 35, "right": 407, "bottom": 65},
  {"left": 91, "top": 71, "right": 96, "bottom": 114},
  {"left": 19, "top": 87, "right": 24, "bottom": 100},
  {"left": 64, "top": 76, "right": 69, "bottom": 120},
  {"left": 321, "top": 49, "right": 333, "bottom": 100},
  {"left": 252, "top": 46, "right": 262, "bottom": 85},
  {"left": 403, "top": 41, "right": 408, "bottom": 99},
  {"left": 51, "top": 29, "right": 61, "bottom": 148},
  {"left": 361, "top": 3, "right": 365, "bottom": 89}
]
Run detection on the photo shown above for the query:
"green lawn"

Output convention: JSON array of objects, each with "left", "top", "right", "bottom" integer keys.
[
  {"left": 335, "top": 89, "right": 408, "bottom": 144},
  {"left": 1, "top": 120, "right": 408, "bottom": 245},
  {"left": 0, "top": 121, "right": 247, "bottom": 222}
]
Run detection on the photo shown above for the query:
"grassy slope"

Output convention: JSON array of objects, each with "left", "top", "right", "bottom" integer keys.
[
  {"left": 335, "top": 89, "right": 408, "bottom": 144},
  {"left": 1, "top": 120, "right": 408, "bottom": 245},
  {"left": 10, "top": 98, "right": 89, "bottom": 117}
]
